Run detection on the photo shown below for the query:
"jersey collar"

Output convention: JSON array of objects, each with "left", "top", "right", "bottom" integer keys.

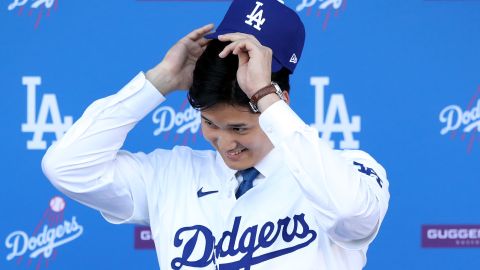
[
  {"left": 214, "top": 146, "right": 283, "bottom": 180},
  {"left": 215, "top": 151, "right": 237, "bottom": 181},
  {"left": 254, "top": 146, "right": 283, "bottom": 179}
]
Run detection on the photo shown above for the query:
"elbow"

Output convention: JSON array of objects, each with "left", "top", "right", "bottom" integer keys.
[
  {"left": 329, "top": 202, "right": 381, "bottom": 243},
  {"left": 42, "top": 148, "right": 60, "bottom": 186},
  {"left": 335, "top": 195, "right": 381, "bottom": 237},
  {"left": 41, "top": 147, "right": 80, "bottom": 195},
  {"left": 42, "top": 145, "right": 113, "bottom": 194}
]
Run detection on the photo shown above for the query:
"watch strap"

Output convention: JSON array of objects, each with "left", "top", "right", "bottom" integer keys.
[
  {"left": 250, "top": 84, "right": 277, "bottom": 105},
  {"left": 249, "top": 82, "right": 284, "bottom": 113}
]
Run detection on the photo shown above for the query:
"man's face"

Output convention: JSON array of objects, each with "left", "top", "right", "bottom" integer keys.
[{"left": 201, "top": 103, "right": 273, "bottom": 170}]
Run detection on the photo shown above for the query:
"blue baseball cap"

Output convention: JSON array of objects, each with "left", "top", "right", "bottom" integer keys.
[{"left": 205, "top": 0, "right": 305, "bottom": 74}]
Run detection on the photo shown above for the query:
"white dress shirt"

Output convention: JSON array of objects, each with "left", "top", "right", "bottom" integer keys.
[{"left": 42, "top": 72, "right": 390, "bottom": 270}]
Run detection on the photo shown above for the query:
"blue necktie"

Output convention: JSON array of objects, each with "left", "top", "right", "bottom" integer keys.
[{"left": 236, "top": 167, "right": 259, "bottom": 199}]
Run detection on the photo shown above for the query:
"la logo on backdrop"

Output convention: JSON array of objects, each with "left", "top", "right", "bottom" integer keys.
[
  {"left": 7, "top": 0, "right": 58, "bottom": 29},
  {"left": 20, "top": 76, "right": 73, "bottom": 150},
  {"left": 309, "top": 77, "right": 360, "bottom": 149},
  {"left": 293, "top": 0, "right": 359, "bottom": 150},
  {"left": 4, "top": 196, "right": 84, "bottom": 269},
  {"left": 439, "top": 86, "right": 480, "bottom": 154}
]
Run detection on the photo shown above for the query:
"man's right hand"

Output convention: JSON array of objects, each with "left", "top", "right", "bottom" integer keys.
[{"left": 146, "top": 24, "right": 214, "bottom": 96}]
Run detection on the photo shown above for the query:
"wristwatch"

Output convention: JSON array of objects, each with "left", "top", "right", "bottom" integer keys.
[{"left": 249, "top": 82, "right": 285, "bottom": 113}]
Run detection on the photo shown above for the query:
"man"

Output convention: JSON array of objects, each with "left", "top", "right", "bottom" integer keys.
[{"left": 42, "top": 0, "right": 389, "bottom": 269}]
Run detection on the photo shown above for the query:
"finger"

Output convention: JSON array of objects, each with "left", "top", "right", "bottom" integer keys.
[
  {"left": 218, "top": 32, "right": 250, "bottom": 41},
  {"left": 233, "top": 41, "right": 260, "bottom": 58},
  {"left": 219, "top": 39, "right": 257, "bottom": 58},
  {"left": 199, "top": 44, "right": 208, "bottom": 55},
  {"left": 218, "top": 33, "right": 261, "bottom": 45},
  {"left": 198, "top": 37, "right": 210, "bottom": 47},
  {"left": 218, "top": 40, "right": 242, "bottom": 58},
  {"left": 200, "top": 39, "right": 211, "bottom": 50},
  {"left": 187, "top": 23, "right": 215, "bottom": 41},
  {"left": 236, "top": 46, "right": 250, "bottom": 66}
]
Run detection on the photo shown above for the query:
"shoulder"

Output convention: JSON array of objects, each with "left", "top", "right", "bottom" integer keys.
[
  {"left": 337, "top": 149, "right": 387, "bottom": 176},
  {"left": 337, "top": 149, "right": 389, "bottom": 193}
]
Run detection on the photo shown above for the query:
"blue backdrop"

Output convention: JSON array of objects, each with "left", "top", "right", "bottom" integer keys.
[{"left": 2, "top": 0, "right": 480, "bottom": 269}]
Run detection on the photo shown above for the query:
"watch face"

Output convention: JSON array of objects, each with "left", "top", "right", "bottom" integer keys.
[
  {"left": 272, "top": 83, "right": 285, "bottom": 101},
  {"left": 249, "top": 101, "right": 260, "bottom": 113},
  {"left": 276, "top": 89, "right": 285, "bottom": 101}
]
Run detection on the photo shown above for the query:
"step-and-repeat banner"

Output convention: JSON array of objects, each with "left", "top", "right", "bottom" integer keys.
[{"left": 1, "top": 0, "right": 479, "bottom": 269}]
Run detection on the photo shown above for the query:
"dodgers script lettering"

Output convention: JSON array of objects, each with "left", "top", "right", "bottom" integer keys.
[
  {"left": 5, "top": 216, "right": 83, "bottom": 260},
  {"left": 439, "top": 100, "right": 480, "bottom": 135},
  {"left": 8, "top": 0, "right": 55, "bottom": 10},
  {"left": 152, "top": 105, "right": 201, "bottom": 136},
  {"left": 171, "top": 213, "right": 317, "bottom": 270}
]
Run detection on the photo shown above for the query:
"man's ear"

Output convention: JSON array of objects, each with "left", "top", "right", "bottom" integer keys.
[{"left": 282, "top": 91, "right": 290, "bottom": 105}]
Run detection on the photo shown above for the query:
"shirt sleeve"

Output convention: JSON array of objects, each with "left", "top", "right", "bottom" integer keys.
[
  {"left": 41, "top": 72, "right": 166, "bottom": 225},
  {"left": 258, "top": 100, "right": 390, "bottom": 249}
]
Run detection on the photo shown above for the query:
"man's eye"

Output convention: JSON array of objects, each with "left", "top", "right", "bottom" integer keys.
[
  {"left": 204, "top": 120, "right": 215, "bottom": 127},
  {"left": 233, "top": 127, "right": 247, "bottom": 133}
]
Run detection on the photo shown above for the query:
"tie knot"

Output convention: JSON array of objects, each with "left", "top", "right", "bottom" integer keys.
[
  {"left": 236, "top": 167, "right": 259, "bottom": 199},
  {"left": 239, "top": 167, "right": 259, "bottom": 183}
]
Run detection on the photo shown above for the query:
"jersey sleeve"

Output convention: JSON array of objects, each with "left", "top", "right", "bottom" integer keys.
[
  {"left": 42, "top": 72, "right": 166, "bottom": 225},
  {"left": 258, "top": 100, "right": 390, "bottom": 249},
  {"left": 335, "top": 149, "right": 390, "bottom": 249}
]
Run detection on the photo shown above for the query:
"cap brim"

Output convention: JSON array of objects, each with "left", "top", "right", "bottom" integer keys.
[
  {"left": 204, "top": 30, "right": 232, "bottom": 40},
  {"left": 272, "top": 57, "right": 283, "bottom": 73},
  {"left": 205, "top": 31, "right": 288, "bottom": 73},
  {"left": 204, "top": 32, "right": 218, "bottom": 40},
  {"left": 205, "top": 28, "right": 247, "bottom": 39}
]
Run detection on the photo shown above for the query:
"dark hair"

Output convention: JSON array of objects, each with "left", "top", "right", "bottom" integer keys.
[{"left": 188, "top": 39, "right": 290, "bottom": 111}]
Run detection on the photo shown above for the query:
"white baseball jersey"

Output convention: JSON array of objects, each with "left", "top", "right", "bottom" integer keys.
[{"left": 42, "top": 73, "right": 390, "bottom": 270}]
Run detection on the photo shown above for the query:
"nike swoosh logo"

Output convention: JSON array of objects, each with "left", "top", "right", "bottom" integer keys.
[{"left": 197, "top": 187, "right": 219, "bottom": 198}]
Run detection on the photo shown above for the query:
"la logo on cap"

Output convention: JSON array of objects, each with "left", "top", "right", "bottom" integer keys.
[{"left": 245, "top": 1, "right": 266, "bottom": 31}]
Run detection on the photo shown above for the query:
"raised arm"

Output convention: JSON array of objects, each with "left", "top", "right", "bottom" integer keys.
[
  {"left": 218, "top": 32, "right": 389, "bottom": 248},
  {"left": 42, "top": 24, "right": 214, "bottom": 225},
  {"left": 259, "top": 102, "right": 389, "bottom": 248}
]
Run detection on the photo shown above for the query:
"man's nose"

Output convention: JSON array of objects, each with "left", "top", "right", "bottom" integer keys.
[{"left": 217, "top": 132, "right": 237, "bottom": 150}]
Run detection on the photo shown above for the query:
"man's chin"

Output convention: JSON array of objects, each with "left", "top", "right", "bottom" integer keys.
[
  {"left": 221, "top": 155, "right": 252, "bottom": 171},
  {"left": 223, "top": 160, "right": 247, "bottom": 171},
  {"left": 226, "top": 164, "right": 250, "bottom": 171}
]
